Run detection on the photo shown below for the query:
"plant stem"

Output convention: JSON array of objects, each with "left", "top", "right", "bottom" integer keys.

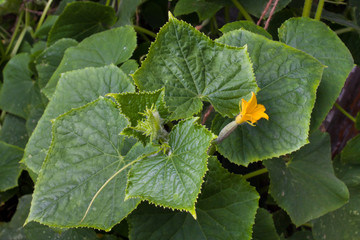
[
  {"left": 10, "top": 26, "right": 29, "bottom": 57},
  {"left": 335, "top": 27, "right": 353, "bottom": 35},
  {"left": 105, "top": 0, "right": 111, "bottom": 6},
  {"left": 35, "top": 0, "right": 53, "bottom": 33},
  {"left": 324, "top": 0, "right": 346, "bottom": 5},
  {"left": 243, "top": 167, "right": 268, "bottom": 180},
  {"left": 133, "top": 25, "right": 157, "bottom": 38},
  {"left": 5, "top": 11, "right": 24, "bottom": 56},
  {"left": 334, "top": 102, "right": 356, "bottom": 122},
  {"left": 302, "top": 0, "right": 313, "bottom": 17},
  {"left": 314, "top": 0, "right": 325, "bottom": 20},
  {"left": 231, "top": 0, "right": 254, "bottom": 23}
]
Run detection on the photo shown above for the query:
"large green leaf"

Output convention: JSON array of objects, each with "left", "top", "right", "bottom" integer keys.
[
  {"left": 42, "top": 26, "right": 136, "bottom": 99},
  {"left": 133, "top": 14, "right": 258, "bottom": 120},
  {"left": 0, "top": 53, "right": 44, "bottom": 119},
  {"left": 126, "top": 118, "right": 215, "bottom": 216},
  {"left": 128, "top": 157, "right": 259, "bottom": 240},
  {"left": 0, "top": 141, "right": 23, "bottom": 191},
  {"left": 341, "top": 135, "right": 360, "bottom": 165},
  {"left": 0, "top": 114, "right": 28, "bottom": 148},
  {"left": 264, "top": 131, "right": 349, "bottom": 226},
  {"left": 47, "top": 2, "right": 116, "bottom": 45},
  {"left": 0, "top": 195, "right": 97, "bottom": 240},
  {"left": 174, "top": 0, "right": 222, "bottom": 20},
  {"left": 252, "top": 208, "right": 279, "bottom": 240},
  {"left": 220, "top": 20, "right": 272, "bottom": 39},
  {"left": 27, "top": 98, "right": 157, "bottom": 230},
  {"left": 312, "top": 157, "right": 360, "bottom": 240},
  {"left": 22, "top": 65, "right": 135, "bottom": 175},
  {"left": 278, "top": 17, "right": 354, "bottom": 131},
  {"left": 35, "top": 38, "right": 78, "bottom": 89},
  {"left": 214, "top": 29, "right": 324, "bottom": 165}
]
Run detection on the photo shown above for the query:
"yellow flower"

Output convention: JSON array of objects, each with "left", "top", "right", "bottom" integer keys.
[{"left": 235, "top": 92, "right": 269, "bottom": 125}]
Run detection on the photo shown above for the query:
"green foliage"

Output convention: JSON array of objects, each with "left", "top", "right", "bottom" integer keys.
[
  {"left": 214, "top": 29, "right": 323, "bottom": 165},
  {"left": 341, "top": 135, "right": 360, "bottom": 165},
  {"left": 264, "top": 131, "right": 349, "bottom": 226},
  {"left": 220, "top": 20, "right": 272, "bottom": 39},
  {"left": 278, "top": 18, "right": 354, "bottom": 131},
  {"left": 23, "top": 65, "right": 135, "bottom": 175},
  {"left": 42, "top": 26, "right": 136, "bottom": 98},
  {"left": 0, "top": 114, "right": 28, "bottom": 148},
  {"left": 134, "top": 14, "right": 258, "bottom": 120},
  {"left": 128, "top": 157, "right": 259, "bottom": 240},
  {"left": 174, "top": 0, "right": 223, "bottom": 20},
  {"left": 47, "top": 2, "right": 116, "bottom": 45},
  {"left": 0, "top": 141, "right": 23, "bottom": 191}
]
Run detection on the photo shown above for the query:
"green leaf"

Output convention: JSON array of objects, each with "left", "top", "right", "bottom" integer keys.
[
  {"left": 126, "top": 118, "right": 215, "bottom": 216},
  {"left": 0, "top": 141, "right": 23, "bottom": 191},
  {"left": 42, "top": 26, "right": 136, "bottom": 99},
  {"left": 134, "top": 14, "right": 258, "bottom": 120},
  {"left": 252, "top": 208, "right": 280, "bottom": 240},
  {"left": 278, "top": 17, "right": 354, "bottom": 131},
  {"left": 285, "top": 231, "right": 314, "bottom": 240},
  {"left": 27, "top": 98, "right": 157, "bottom": 231},
  {"left": 35, "top": 38, "right": 78, "bottom": 89},
  {"left": 237, "top": 0, "right": 292, "bottom": 18},
  {"left": 220, "top": 20, "right": 272, "bottom": 39},
  {"left": 341, "top": 135, "right": 360, "bottom": 165},
  {"left": 174, "top": 0, "right": 222, "bottom": 20},
  {"left": 115, "top": 0, "right": 145, "bottom": 27},
  {"left": 22, "top": 65, "right": 135, "bottom": 175},
  {"left": 108, "top": 89, "right": 168, "bottom": 143},
  {"left": 263, "top": 131, "right": 349, "bottom": 226},
  {"left": 312, "top": 157, "right": 360, "bottom": 240},
  {"left": 214, "top": 29, "right": 324, "bottom": 165},
  {"left": 0, "top": 195, "right": 97, "bottom": 240},
  {"left": 0, "top": 53, "right": 44, "bottom": 119},
  {"left": 119, "top": 59, "right": 139, "bottom": 76},
  {"left": 0, "top": 114, "right": 29, "bottom": 148},
  {"left": 128, "top": 157, "right": 259, "bottom": 240},
  {"left": 34, "top": 15, "right": 58, "bottom": 38},
  {"left": 47, "top": 2, "right": 116, "bottom": 46}
]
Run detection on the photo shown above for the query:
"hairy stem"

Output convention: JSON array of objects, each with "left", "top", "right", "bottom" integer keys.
[
  {"left": 257, "top": 0, "right": 273, "bottom": 26},
  {"left": 243, "top": 167, "right": 268, "bottom": 180},
  {"left": 35, "top": 0, "right": 53, "bottom": 33},
  {"left": 334, "top": 102, "right": 356, "bottom": 122},
  {"left": 264, "top": 0, "right": 280, "bottom": 30},
  {"left": 5, "top": 11, "right": 24, "bottom": 56},
  {"left": 133, "top": 25, "right": 157, "bottom": 38},
  {"left": 302, "top": 0, "right": 313, "bottom": 17},
  {"left": 315, "top": 0, "right": 325, "bottom": 20},
  {"left": 231, "top": 0, "right": 254, "bottom": 23}
]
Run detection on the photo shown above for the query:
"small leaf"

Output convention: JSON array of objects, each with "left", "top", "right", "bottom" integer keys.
[
  {"left": 174, "top": 0, "right": 222, "bottom": 20},
  {"left": 341, "top": 135, "right": 360, "bottom": 165},
  {"left": 127, "top": 157, "right": 259, "bottom": 240},
  {"left": 0, "top": 53, "right": 44, "bottom": 119},
  {"left": 278, "top": 17, "right": 354, "bottom": 131},
  {"left": 133, "top": 14, "right": 258, "bottom": 120},
  {"left": 35, "top": 38, "right": 78, "bottom": 89},
  {"left": 252, "top": 208, "right": 280, "bottom": 240},
  {"left": 42, "top": 26, "right": 136, "bottom": 98},
  {"left": 0, "top": 114, "right": 29, "bottom": 148},
  {"left": 220, "top": 20, "right": 272, "bottom": 39},
  {"left": 126, "top": 118, "right": 215, "bottom": 216},
  {"left": 312, "top": 157, "right": 360, "bottom": 240},
  {"left": 27, "top": 98, "right": 156, "bottom": 230},
  {"left": 214, "top": 29, "right": 324, "bottom": 165},
  {"left": 23, "top": 65, "right": 135, "bottom": 175},
  {"left": 0, "top": 141, "right": 23, "bottom": 191},
  {"left": 47, "top": 2, "right": 116, "bottom": 45},
  {"left": 263, "top": 131, "right": 349, "bottom": 226}
]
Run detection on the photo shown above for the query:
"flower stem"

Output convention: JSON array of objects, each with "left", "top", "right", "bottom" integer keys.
[
  {"left": 231, "top": 0, "right": 254, "bottom": 23},
  {"left": 35, "top": 0, "right": 53, "bottom": 33},
  {"left": 5, "top": 11, "right": 24, "bottom": 56},
  {"left": 314, "top": 0, "right": 325, "bottom": 20},
  {"left": 335, "top": 27, "right": 353, "bottom": 35},
  {"left": 334, "top": 102, "right": 356, "bottom": 122},
  {"left": 243, "top": 167, "right": 268, "bottom": 180},
  {"left": 11, "top": 26, "right": 30, "bottom": 57},
  {"left": 302, "top": 0, "right": 313, "bottom": 18},
  {"left": 133, "top": 25, "right": 157, "bottom": 38}
]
